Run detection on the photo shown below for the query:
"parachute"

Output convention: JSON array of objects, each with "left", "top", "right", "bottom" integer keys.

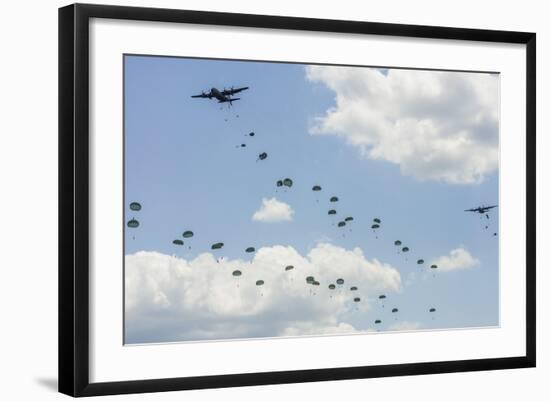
[
  {"left": 285, "top": 265, "right": 294, "bottom": 271},
  {"left": 182, "top": 231, "right": 194, "bottom": 238},
  {"left": 378, "top": 295, "right": 386, "bottom": 300},
  {"left": 232, "top": 270, "right": 242, "bottom": 277},
  {"left": 283, "top": 178, "right": 293, "bottom": 188},
  {"left": 344, "top": 217, "right": 354, "bottom": 222},
  {"left": 371, "top": 224, "right": 380, "bottom": 229},
  {"left": 258, "top": 152, "right": 268, "bottom": 161},
  {"left": 375, "top": 320, "right": 382, "bottom": 324},
  {"left": 392, "top": 308, "right": 399, "bottom": 313},
  {"left": 373, "top": 218, "right": 381, "bottom": 224},
  {"left": 430, "top": 264, "right": 438, "bottom": 269},
  {"left": 306, "top": 276, "right": 315, "bottom": 284},
  {"left": 127, "top": 218, "right": 139, "bottom": 228},
  {"left": 394, "top": 240, "right": 402, "bottom": 246},
  {"left": 429, "top": 308, "right": 436, "bottom": 313},
  {"left": 276, "top": 180, "right": 283, "bottom": 187},
  {"left": 328, "top": 209, "right": 337, "bottom": 215},
  {"left": 328, "top": 284, "right": 336, "bottom": 290},
  {"left": 338, "top": 221, "right": 346, "bottom": 227},
  {"left": 417, "top": 259, "right": 424, "bottom": 265},
  {"left": 256, "top": 280, "right": 264, "bottom": 286},
  {"left": 240, "top": 144, "right": 246, "bottom": 148},
  {"left": 402, "top": 247, "right": 409, "bottom": 253},
  {"left": 312, "top": 185, "right": 322, "bottom": 191},
  {"left": 350, "top": 286, "right": 358, "bottom": 291},
  {"left": 249, "top": 132, "right": 255, "bottom": 137},
  {"left": 336, "top": 278, "right": 344, "bottom": 285},
  {"left": 245, "top": 247, "right": 255, "bottom": 253},
  {"left": 172, "top": 239, "right": 184, "bottom": 246},
  {"left": 211, "top": 242, "right": 224, "bottom": 250},
  {"left": 353, "top": 297, "right": 361, "bottom": 302},
  {"left": 129, "top": 202, "right": 141, "bottom": 211},
  {"left": 330, "top": 196, "right": 339, "bottom": 202},
  {"left": 312, "top": 281, "right": 320, "bottom": 286}
]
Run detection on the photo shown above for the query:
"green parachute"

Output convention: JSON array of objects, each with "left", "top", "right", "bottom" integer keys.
[
  {"left": 338, "top": 221, "right": 346, "bottom": 227},
  {"left": 129, "top": 202, "right": 141, "bottom": 211},
  {"left": 182, "top": 231, "right": 194, "bottom": 238},
  {"left": 232, "top": 270, "right": 242, "bottom": 277},
  {"left": 417, "top": 259, "right": 424, "bottom": 265},
  {"left": 172, "top": 239, "right": 184, "bottom": 246},
  {"left": 127, "top": 218, "right": 139, "bottom": 228},
  {"left": 312, "top": 185, "right": 322, "bottom": 191},
  {"left": 328, "top": 209, "right": 337, "bottom": 215},
  {"left": 283, "top": 178, "right": 293, "bottom": 188},
  {"left": 245, "top": 247, "right": 255, "bottom": 253},
  {"left": 336, "top": 278, "right": 344, "bottom": 285},
  {"left": 350, "top": 286, "right": 358, "bottom": 291},
  {"left": 394, "top": 240, "right": 402, "bottom": 246},
  {"left": 330, "top": 196, "right": 339, "bottom": 202},
  {"left": 211, "top": 242, "right": 224, "bottom": 250},
  {"left": 285, "top": 265, "right": 294, "bottom": 271}
]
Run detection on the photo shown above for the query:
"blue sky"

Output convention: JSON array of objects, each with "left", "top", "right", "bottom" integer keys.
[{"left": 124, "top": 55, "right": 499, "bottom": 344}]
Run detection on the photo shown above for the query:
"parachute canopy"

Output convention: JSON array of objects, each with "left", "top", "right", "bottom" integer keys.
[
  {"left": 371, "top": 224, "right": 380, "bottom": 229},
  {"left": 211, "top": 242, "right": 224, "bottom": 250},
  {"left": 328, "top": 284, "right": 336, "bottom": 290},
  {"left": 338, "top": 221, "right": 346, "bottom": 227},
  {"left": 379, "top": 295, "right": 386, "bottom": 299},
  {"left": 373, "top": 218, "right": 381, "bottom": 224},
  {"left": 375, "top": 320, "right": 382, "bottom": 324},
  {"left": 283, "top": 178, "right": 293, "bottom": 188},
  {"left": 306, "top": 276, "right": 315, "bottom": 283},
  {"left": 129, "top": 202, "right": 141, "bottom": 211},
  {"left": 182, "top": 230, "right": 194, "bottom": 238},
  {"left": 276, "top": 180, "right": 283, "bottom": 187},
  {"left": 344, "top": 217, "right": 354, "bottom": 222},
  {"left": 232, "top": 270, "right": 242, "bottom": 277},
  {"left": 258, "top": 152, "right": 268, "bottom": 160},
  {"left": 312, "top": 281, "right": 320, "bottom": 286},
  {"left": 392, "top": 308, "right": 399, "bottom": 313},
  {"left": 127, "top": 218, "right": 139, "bottom": 228},
  {"left": 312, "top": 185, "right": 322, "bottom": 191},
  {"left": 245, "top": 247, "right": 255, "bottom": 253},
  {"left": 330, "top": 196, "right": 339, "bottom": 202},
  {"left": 353, "top": 297, "right": 361, "bottom": 302},
  {"left": 336, "top": 278, "right": 344, "bottom": 285},
  {"left": 172, "top": 239, "right": 184, "bottom": 246},
  {"left": 430, "top": 264, "right": 438, "bottom": 269},
  {"left": 417, "top": 259, "right": 424, "bottom": 265},
  {"left": 328, "top": 209, "right": 337, "bottom": 215},
  {"left": 285, "top": 265, "right": 294, "bottom": 271},
  {"left": 402, "top": 247, "right": 410, "bottom": 253},
  {"left": 394, "top": 240, "right": 402, "bottom": 246},
  {"left": 429, "top": 308, "right": 437, "bottom": 313},
  {"left": 256, "top": 280, "right": 264, "bottom": 286},
  {"left": 350, "top": 286, "right": 358, "bottom": 291},
  {"left": 249, "top": 132, "right": 255, "bottom": 137}
]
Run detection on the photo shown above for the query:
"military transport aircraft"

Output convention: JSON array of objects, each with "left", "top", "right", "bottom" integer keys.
[
  {"left": 191, "top": 86, "right": 249, "bottom": 105},
  {"left": 464, "top": 205, "right": 498, "bottom": 218}
]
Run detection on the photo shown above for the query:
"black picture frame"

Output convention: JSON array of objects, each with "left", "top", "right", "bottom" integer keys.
[{"left": 59, "top": 3, "right": 536, "bottom": 397}]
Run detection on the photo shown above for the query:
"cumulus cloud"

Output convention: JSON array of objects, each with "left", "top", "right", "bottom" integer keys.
[
  {"left": 252, "top": 197, "right": 294, "bottom": 222},
  {"left": 306, "top": 66, "right": 499, "bottom": 184},
  {"left": 125, "top": 243, "right": 401, "bottom": 343},
  {"left": 431, "top": 247, "right": 480, "bottom": 272}
]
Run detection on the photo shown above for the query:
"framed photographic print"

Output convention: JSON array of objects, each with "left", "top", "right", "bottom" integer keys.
[{"left": 58, "top": 3, "right": 536, "bottom": 397}]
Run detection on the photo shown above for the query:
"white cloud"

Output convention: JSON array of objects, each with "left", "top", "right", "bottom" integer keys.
[
  {"left": 388, "top": 321, "right": 422, "bottom": 331},
  {"left": 431, "top": 247, "right": 480, "bottom": 272},
  {"left": 252, "top": 197, "right": 294, "bottom": 222},
  {"left": 125, "top": 243, "right": 401, "bottom": 343},
  {"left": 306, "top": 66, "right": 499, "bottom": 184}
]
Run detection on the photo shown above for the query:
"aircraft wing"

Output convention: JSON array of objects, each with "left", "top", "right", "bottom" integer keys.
[
  {"left": 485, "top": 205, "right": 498, "bottom": 210},
  {"left": 464, "top": 208, "right": 477, "bottom": 212},
  {"left": 191, "top": 93, "right": 210, "bottom": 98},
  {"left": 222, "top": 86, "right": 248, "bottom": 96},
  {"left": 218, "top": 97, "right": 240, "bottom": 103}
]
